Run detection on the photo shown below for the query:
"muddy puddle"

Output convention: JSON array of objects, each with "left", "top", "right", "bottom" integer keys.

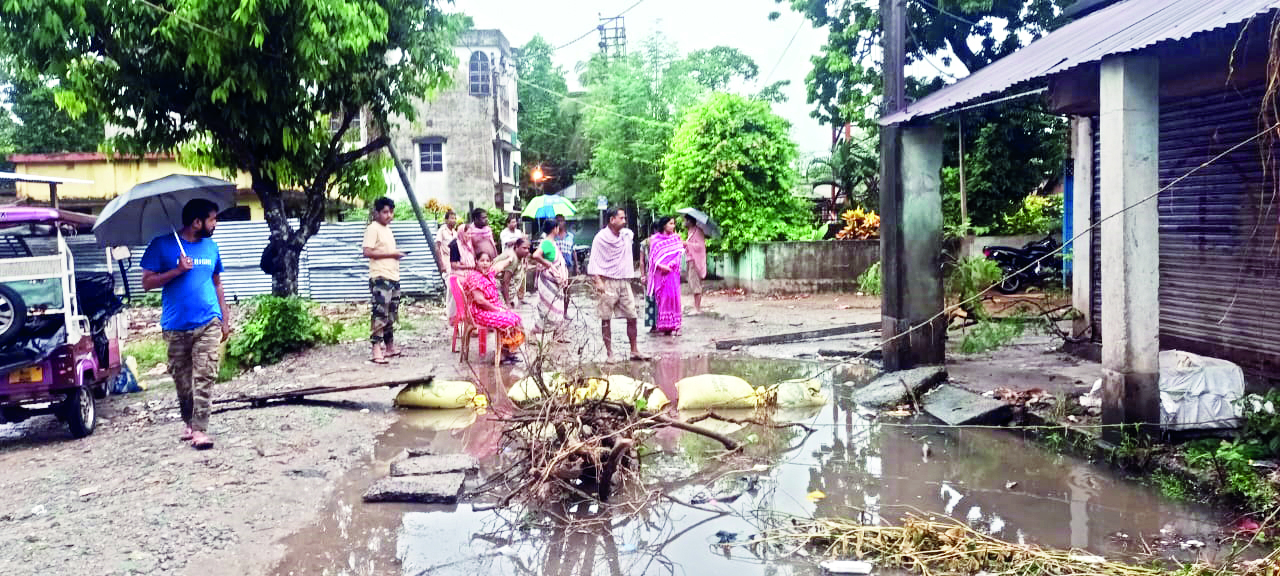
[{"left": 270, "top": 356, "right": 1234, "bottom": 576}]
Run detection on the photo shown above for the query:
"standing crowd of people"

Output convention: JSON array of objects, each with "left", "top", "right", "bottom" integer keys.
[
  {"left": 137, "top": 197, "right": 711, "bottom": 450},
  {"left": 365, "top": 200, "right": 710, "bottom": 364}
]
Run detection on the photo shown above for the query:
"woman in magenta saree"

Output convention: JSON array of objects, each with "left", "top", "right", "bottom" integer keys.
[{"left": 646, "top": 217, "right": 685, "bottom": 335}]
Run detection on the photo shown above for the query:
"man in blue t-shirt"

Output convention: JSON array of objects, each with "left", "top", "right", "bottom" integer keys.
[{"left": 140, "top": 198, "right": 231, "bottom": 450}]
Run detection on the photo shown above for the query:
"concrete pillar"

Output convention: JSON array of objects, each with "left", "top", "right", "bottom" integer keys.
[
  {"left": 881, "top": 123, "right": 946, "bottom": 370},
  {"left": 1071, "top": 117, "right": 1093, "bottom": 339},
  {"left": 1098, "top": 54, "right": 1160, "bottom": 434}
]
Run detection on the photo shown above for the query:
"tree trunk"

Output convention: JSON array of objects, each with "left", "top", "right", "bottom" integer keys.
[
  {"left": 270, "top": 241, "right": 303, "bottom": 297},
  {"left": 252, "top": 174, "right": 305, "bottom": 297}
]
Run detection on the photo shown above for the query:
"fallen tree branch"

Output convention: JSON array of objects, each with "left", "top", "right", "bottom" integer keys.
[
  {"left": 687, "top": 411, "right": 818, "bottom": 433},
  {"left": 653, "top": 414, "right": 741, "bottom": 451}
]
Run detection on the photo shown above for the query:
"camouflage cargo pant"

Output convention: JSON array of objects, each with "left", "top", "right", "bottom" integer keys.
[
  {"left": 370, "top": 278, "right": 401, "bottom": 344},
  {"left": 164, "top": 319, "right": 222, "bottom": 432}
]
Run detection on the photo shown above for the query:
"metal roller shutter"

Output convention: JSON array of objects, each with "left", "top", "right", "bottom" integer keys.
[
  {"left": 1158, "top": 85, "right": 1280, "bottom": 382},
  {"left": 1090, "top": 84, "right": 1280, "bottom": 382}
]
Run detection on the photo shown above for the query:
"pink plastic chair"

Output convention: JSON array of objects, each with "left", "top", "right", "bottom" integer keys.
[{"left": 448, "top": 276, "right": 488, "bottom": 359}]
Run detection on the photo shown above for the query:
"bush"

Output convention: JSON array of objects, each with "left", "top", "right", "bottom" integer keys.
[
  {"left": 857, "top": 261, "right": 881, "bottom": 296},
  {"left": 999, "top": 194, "right": 1063, "bottom": 235},
  {"left": 835, "top": 208, "right": 880, "bottom": 240},
  {"left": 946, "top": 257, "right": 1003, "bottom": 302},
  {"left": 131, "top": 292, "right": 163, "bottom": 308},
  {"left": 227, "top": 296, "right": 342, "bottom": 367}
]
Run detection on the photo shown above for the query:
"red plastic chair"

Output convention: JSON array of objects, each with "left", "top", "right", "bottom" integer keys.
[{"left": 448, "top": 276, "right": 488, "bottom": 359}]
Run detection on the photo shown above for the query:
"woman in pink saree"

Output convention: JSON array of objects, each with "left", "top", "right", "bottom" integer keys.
[{"left": 646, "top": 217, "right": 685, "bottom": 335}]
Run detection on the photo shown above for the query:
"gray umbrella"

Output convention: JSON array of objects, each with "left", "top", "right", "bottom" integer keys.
[
  {"left": 93, "top": 174, "right": 237, "bottom": 247},
  {"left": 676, "top": 207, "right": 721, "bottom": 238}
]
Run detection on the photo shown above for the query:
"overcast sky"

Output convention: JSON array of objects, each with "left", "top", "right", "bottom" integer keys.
[{"left": 450, "top": 0, "right": 835, "bottom": 156}]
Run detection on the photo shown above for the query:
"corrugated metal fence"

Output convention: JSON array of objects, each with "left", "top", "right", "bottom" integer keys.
[{"left": 69, "top": 220, "right": 443, "bottom": 302}]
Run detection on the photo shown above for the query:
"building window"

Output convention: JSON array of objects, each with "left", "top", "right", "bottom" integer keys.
[
  {"left": 502, "top": 150, "right": 511, "bottom": 177},
  {"left": 419, "top": 142, "right": 443, "bottom": 172},
  {"left": 329, "top": 108, "right": 364, "bottom": 147},
  {"left": 469, "top": 52, "right": 491, "bottom": 96}
]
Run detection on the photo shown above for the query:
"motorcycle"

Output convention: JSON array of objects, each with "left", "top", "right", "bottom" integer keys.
[{"left": 982, "top": 237, "right": 1062, "bottom": 294}]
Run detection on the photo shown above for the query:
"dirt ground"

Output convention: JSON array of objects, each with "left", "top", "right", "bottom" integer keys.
[
  {"left": 0, "top": 279, "right": 1094, "bottom": 576},
  {"left": 0, "top": 283, "right": 888, "bottom": 576}
]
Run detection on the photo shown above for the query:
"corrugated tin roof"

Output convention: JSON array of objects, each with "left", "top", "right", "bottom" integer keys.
[{"left": 880, "top": 0, "right": 1280, "bottom": 125}]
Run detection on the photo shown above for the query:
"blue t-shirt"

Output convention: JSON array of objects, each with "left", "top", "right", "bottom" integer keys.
[{"left": 140, "top": 234, "right": 224, "bottom": 331}]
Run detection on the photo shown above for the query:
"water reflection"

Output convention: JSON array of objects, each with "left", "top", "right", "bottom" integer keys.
[{"left": 271, "top": 355, "right": 1231, "bottom": 576}]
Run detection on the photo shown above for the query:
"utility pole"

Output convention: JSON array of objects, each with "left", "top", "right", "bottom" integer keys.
[
  {"left": 598, "top": 15, "right": 627, "bottom": 61},
  {"left": 880, "top": 0, "right": 912, "bottom": 371},
  {"left": 492, "top": 52, "right": 504, "bottom": 211},
  {"left": 880, "top": 0, "right": 945, "bottom": 371}
]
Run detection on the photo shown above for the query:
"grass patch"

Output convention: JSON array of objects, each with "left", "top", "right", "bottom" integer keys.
[
  {"left": 1149, "top": 470, "right": 1194, "bottom": 502},
  {"left": 124, "top": 336, "right": 167, "bottom": 373}
]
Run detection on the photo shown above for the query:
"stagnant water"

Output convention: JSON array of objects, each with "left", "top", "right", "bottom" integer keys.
[{"left": 270, "top": 355, "right": 1233, "bottom": 576}]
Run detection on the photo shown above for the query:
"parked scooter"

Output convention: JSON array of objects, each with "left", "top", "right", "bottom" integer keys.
[{"left": 982, "top": 237, "right": 1062, "bottom": 294}]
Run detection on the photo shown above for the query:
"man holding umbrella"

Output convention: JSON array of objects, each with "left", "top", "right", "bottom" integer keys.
[{"left": 140, "top": 199, "right": 230, "bottom": 450}]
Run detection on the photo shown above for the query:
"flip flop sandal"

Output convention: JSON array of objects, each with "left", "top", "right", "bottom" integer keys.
[
  {"left": 179, "top": 427, "right": 195, "bottom": 442},
  {"left": 191, "top": 432, "right": 214, "bottom": 450},
  {"left": 370, "top": 357, "right": 390, "bottom": 365}
]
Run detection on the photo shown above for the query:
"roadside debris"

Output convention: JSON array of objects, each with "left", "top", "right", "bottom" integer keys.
[{"left": 751, "top": 514, "right": 1193, "bottom": 576}]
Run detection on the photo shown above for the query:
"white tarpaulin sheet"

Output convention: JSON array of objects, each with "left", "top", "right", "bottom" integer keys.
[{"left": 1159, "top": 350, "right": 1244, "bottom": 430}]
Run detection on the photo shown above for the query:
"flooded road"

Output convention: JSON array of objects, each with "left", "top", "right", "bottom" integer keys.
[{"left": 270, "top": 355, "right": 1231, "bottom": 576}]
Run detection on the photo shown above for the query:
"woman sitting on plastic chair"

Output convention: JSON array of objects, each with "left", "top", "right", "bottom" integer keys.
[{"left": 465, "top": 248, "right": 526, "bottom": 364}]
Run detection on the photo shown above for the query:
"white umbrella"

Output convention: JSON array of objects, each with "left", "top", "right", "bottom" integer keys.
[{"left": 93, "top": 174, "right": 237, "bottom": 252}]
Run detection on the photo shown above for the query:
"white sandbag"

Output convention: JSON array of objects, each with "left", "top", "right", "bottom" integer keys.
[
  {"left": 771, "top": 378, "right": 829, "bottom": 408},
  {"left": 395, "top": 380, "right": 483, "bottom": 409},
  {"left": 676, "top": 374, "right": 759, "bottom": 410},
  {"left": 571, "top": 375, "right": 671, "bottom": 410},
  {"left": 1158, "top": 350, "right": 1244, "bottom": 430},
  {"left": 509, "top": 372, "right": 568, "bottom": 403}
]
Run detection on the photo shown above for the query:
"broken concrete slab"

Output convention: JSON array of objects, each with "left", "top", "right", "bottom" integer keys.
[
  {"left": 390, "top": 454, "right": 479, "bottom": 477},
  {"left": 921, "top": 384, "right": 1013, "bottom": 426},
  {"left": 851, "top": 366, "right": 947, "bottom": 408},
  {"left": 362, "top": 473, "right": 465, "bottom": 504}
]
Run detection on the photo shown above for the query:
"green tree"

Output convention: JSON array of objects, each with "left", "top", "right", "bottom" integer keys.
[
  {"left": 659, "top": 93, "right": 808, "bottom": 254},
  {"left": 2, "top": 73, "right": 104, "bottom": 154},
  {"left": 582, "top": 35, "right": 762, "bottom": 207},
  {"left": 0, "top": 0, "right": 464, "bottom": 295},
  {"left": 516, "top": 35, "right": 579, "bottom": 194},
  {"left": 779, "top": 0, "right": 1070, "bottom": 223}
]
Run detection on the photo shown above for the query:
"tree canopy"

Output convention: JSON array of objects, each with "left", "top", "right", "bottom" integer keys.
[
  {"left": 780, "top": 0, "right": 1071, "bottom": 229},
  {"left": 0, "top": 70, "right": 104, "bottom": 154},
  {"left": 660, "top": 93, "right": 808, "bottom": 254},
  {"left": 515, "top": 35, "right": 580, "bottom": 194},
  {"left": 582, "top": 35, "right": 769, "bottom": 208},
  {"left": 0, "top": 0, "right": 465, "bottom": 294}
]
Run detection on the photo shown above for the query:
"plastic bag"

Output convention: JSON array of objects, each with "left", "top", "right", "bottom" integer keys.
[
  {"left": 1158, "top": 350, "right": 1244, "bottom": 430},
  {"left": 395, "top": 380, "right": 484, "bottom": 409},
  {"left": 676, "top": 374, "right": 759, "bottom": 410},
  {"left": 109, "top": 363, "right": 143, "bottom": 395}
]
